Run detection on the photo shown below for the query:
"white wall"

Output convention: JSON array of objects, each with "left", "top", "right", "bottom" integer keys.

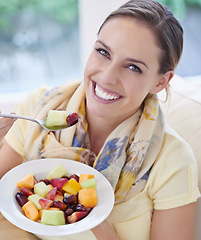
[{"left": 79, "top": 0, "right": 127, "bottom": 70}]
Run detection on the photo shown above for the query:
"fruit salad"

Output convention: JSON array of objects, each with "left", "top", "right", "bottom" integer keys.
[{"left": 15, "top": 164, "right": 98, "bottom": 226}]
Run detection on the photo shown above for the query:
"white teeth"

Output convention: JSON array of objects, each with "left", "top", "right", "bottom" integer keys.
[{"left": 95, "top": 84, "right": 120, "bottom": 100}]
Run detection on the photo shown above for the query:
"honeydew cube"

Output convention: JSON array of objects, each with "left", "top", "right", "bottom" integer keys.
[
  {"left": 46, "top": 110, "right": 68, "bottom": 127},
  {"left": 46, "top": 164, "right": 67, "bottom": 180},
  {"left": 41, "top": 210, "right": 65, "bottom": 225},
  {"left": 34, "top": 182, "right": 51, "bottom": 198},
  {"left": 80, "top": 178, "right": 97, "bottom": 189},
  {"left": 28, "top": 194, "right": 43, "bottom": 210}
]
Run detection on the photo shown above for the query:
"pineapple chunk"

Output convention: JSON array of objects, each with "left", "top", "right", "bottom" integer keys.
[{"left": 62, "top": 178, "right": 82, "bottom": 195}]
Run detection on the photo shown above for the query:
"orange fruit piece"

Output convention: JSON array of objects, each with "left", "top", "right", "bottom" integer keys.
[
  {"left": 22, "top": 201, "right": 39, "bottom": 221},
  {"left": 79, "top": 174, "right": 94, "bottom": 183},
  {"left": 78, "top": 188, "right": 97, "bottom": 208},
  {"left": 17, "top": 174, "right": 34, "bottom": 189}
]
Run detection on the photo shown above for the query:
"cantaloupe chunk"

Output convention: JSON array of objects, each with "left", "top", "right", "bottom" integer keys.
[
  {"left": 39, "top": 209, "right": 44, "bottom": 219},
  {"left": 78, "top": 188, "right": 97, "bottom": 208},
  {"left": 62, "top": 178, "right": 82, "bottom": 195},
  {"left": 22, "top": 201, "right": 39, "bottom": 221},
  {"left": 79, "top": 174, "right": 94, "bottom": 183},
  {"left": 17, "top": 174, "right": 34, "bottom": 189}
]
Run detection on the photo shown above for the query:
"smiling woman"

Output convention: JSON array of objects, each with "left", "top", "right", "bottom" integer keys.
[
  {"left": 84, "top": 17, "right": 166, "bottom": 131},
  {"left": 0, "top": 1, "right": 200, "bottom": 240}
]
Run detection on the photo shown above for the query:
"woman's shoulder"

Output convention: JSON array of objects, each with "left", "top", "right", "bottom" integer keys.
[
  {"left": 148, "top": 123, "right": 198, "bottom": 188},
  {"left": 162, "top": 124, "right": 196, "bottom": 164},
  {"left": 147, "top": 124, "right": 200, "bottom": 209}
]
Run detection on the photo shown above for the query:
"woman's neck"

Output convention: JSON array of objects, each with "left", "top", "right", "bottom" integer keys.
[{"left": 87, "top": 114, "right": 118, "bottom": 156}]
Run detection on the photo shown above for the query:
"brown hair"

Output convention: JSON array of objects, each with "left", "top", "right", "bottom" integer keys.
[{"left": 98, "top": 0, "right": 183, "bottom": 74}]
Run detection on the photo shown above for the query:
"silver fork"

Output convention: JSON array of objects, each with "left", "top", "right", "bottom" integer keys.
[{"left": 0, "top": 113, "right": 72, "bottom": 131}]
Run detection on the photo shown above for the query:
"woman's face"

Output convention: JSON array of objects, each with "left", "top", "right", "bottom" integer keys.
[{"left": 84, "top": 17, "right": 167, "bottom": 123}]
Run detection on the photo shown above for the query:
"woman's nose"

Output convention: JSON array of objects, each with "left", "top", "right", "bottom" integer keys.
[{"left": 99, "top": 62, "right": 119, "bottom": 85}]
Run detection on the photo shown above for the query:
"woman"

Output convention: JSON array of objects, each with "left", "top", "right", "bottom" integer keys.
[{"left": 0, "top": 0, "right": 200, "bottom": 239}]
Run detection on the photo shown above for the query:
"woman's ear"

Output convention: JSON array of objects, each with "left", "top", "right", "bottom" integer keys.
[{"left": 150, "top": 70, "right": 174, "bottom": 94}]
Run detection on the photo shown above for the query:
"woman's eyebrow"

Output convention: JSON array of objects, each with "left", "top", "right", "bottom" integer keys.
[
  {"left": 96, "top": 40, "right": 112, "bottom": 52},
  {"left": 126, "top": 57, "right": 148, "bottom": 69}
]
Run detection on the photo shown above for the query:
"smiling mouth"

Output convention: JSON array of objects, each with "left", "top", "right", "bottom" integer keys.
[{"left": 94, "top": 82, "right": 122, "bottom": 101}]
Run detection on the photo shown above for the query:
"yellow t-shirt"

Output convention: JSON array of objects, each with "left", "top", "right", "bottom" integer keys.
[{"left": 5, "top": 86, "right": 200, "bottom": 240}]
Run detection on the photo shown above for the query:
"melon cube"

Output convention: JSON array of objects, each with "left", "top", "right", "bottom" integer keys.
[
  {"left": 28, "top": 194, "right": 43, "bottom": 210},
  {"left": 34, "top": 182, "right": 51, "bottom": 198},
  {"left": 39, "top": 208, "right": 60, "bottom": 219},
  {"left": 41, "top": 210, "right": 65, "bottom": 225},
  {"left": 46, "top": 164, "right": 67, "bottom": 180},
  {"left": 78, "top": 188, "right": 97, "bottom": 208},
  {"left": 80, "top": 178, "right": 97, "bottom": 189},
  {"left": 17, "top": 174, "right": 34, "bottom": 189},
  {"left": 46, "top": 110, "right": 68, "bottom": 127},
  {"left": 79, "top": 174, "right": 94, "bottom": 183},
  {"left": 22, "top": 201, "right": 39, "bottom": 222}
]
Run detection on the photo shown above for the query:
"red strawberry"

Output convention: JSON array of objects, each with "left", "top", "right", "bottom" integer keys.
[
  {"left": 39, "top": 198, "right": 54, "bottom": 209},
  {"left": 20, "top": 187, "right": 33, "bottom": 196},
  {"left": 50, "top": 178, "right": 68, "bottom": 190},
  {"left": 45, "top": 187, "right": 57, "bottom": 200},
  {"left": 66, "top": 113, "right": 78, "bottom": 126},
  {"left": 67, "top": 211, "right": 88, "bottom": 223}
]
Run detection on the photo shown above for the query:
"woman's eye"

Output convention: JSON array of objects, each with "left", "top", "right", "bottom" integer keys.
[
  {"left": 128, "top": 64, "right": 142, "bottom": 73},
  {"left": 96, "top": 48, "right": 110, "bottom": 58}
]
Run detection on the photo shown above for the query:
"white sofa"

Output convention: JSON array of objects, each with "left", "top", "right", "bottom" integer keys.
[{"left": 0, "top": 75, "right": 201, "bottom": 238}]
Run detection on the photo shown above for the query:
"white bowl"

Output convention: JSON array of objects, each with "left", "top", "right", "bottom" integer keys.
[{"left": 0, "top": 158, "right": 114, "bottom": 236}]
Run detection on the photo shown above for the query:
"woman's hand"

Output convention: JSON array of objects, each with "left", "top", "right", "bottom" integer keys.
[
  {"left": 91, "top": 220, "right": 121, "bottom": 240},
  {"left": 0, "top": 113, "right": 16, "bottom": 143},
  {"left": 0, "top": 112, "right": 23, "bottom": 179}
]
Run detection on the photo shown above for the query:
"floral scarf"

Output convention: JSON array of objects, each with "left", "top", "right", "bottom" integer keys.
[{"left": 23, "top": 80, "right": 164, "bottom": 203}]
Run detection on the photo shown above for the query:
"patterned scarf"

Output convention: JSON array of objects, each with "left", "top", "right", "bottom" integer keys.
[{"left": 23, "top": 80, "right": 164, "bottom": 203}]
